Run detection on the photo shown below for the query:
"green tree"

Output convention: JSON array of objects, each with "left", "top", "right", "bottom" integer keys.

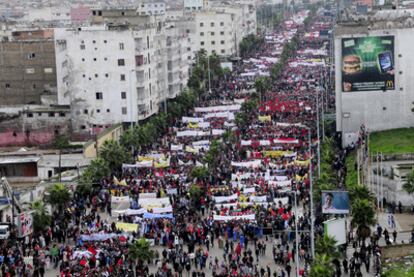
[
  {"left": 31, "top": 200, "right": 51, "bottom": 234},
  {"left": 315, "top": 235, "right": 340, "bottom": 260},
  {"left": 309, "top": 254, "right": 335, "bottom": 277},
  {"left": 349, "top": 184, "right": 375, "bottom": 203},
  {"left": 351, "top": 198, "right": 376, "bottom": 240},
  {"left": 47, "top": 183, "right": 71, "bottom": 209},
  {"left": 204, "top": 140, "right": 222, "bottom": 170},
  {"left": 128, "top": 238, "right": 154, "bottom": 275},
  {"left": 52, "top": 135, "right": 71, "bottom": 182},
  {"left": 254, "top": 76, "right": 271, "bottom": 101},
  {"left": 403, "top": 169, "right": 414, "bottom": 195},
  {"left": 80, "top": 158, "right": 110, "bottom": 189},
  {"left": 189, "top": 184, "right": 204, "bottom": 204},
  {"left": 99, "top": 140, "right": 128, "bottom": 172},
  {"left": 191, "top": 166, "right": 209, "bottom": 181}
]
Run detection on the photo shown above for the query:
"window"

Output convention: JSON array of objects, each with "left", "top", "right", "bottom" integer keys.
[
  {"left": 221, "top": 49, "right": 225, "bottom": 54},
  {"left": 106, "top": 109, "right": 110, "bottom": 113},
  {"left": 96, "top": 109, "right": 100, "bottom": 113},
  {"left": 48, "top": 112, "right": 55, "bottom": 117},
  {"left": 81, "top": 125, "right": 86, "bottom": 130},
  {"left": 200, "top": 32, "right": 204, "bottom": 36},
  {"left": 104, "top": 40, "right": 107, "bottom": 43},
  {"left": 105, "top": 73, "right": 109, "bottom": 78},
  {"left": 92, "top": 40, "right": 96, "bottom": 44},
  {"left": 187, "top": 47, "right": 191, "bottom": 51},
  {"left": 27, "top": 113, "right": 33, "bottom": 118},
  {"left": 104, "top": 57, "right": 108, "bottom": 61},
  {"left": 121, "top": 92, "right": 127, "bottom": 99},
  {"left": 200, "top": 41, "right": 204, "bottom": 46},
  {"left": 32, "top": 84, "right": 36, "bottom": 89},
  {"left": 120, "top": 74, "right": 126, "bottom": 81},
  {"left": 44, "top": 68, "right": 53, "bottom": 74},
  {"left": 200, "top": 22, "right": 204, "bottom": 27},
  {"left": 211, "top": 41, "right": 215, "bottom": 45},
  {"left": 93, "top": 58, "right": 97, "bottom": 61},
  {"left": 27, "top": 53, "right": 36, "bottom": 59},
  {"left": 210, "top": 22, "right": 214, "bottom": 27},
  {"left": 38, "top": 113, "right": 42, "bottom": 116},
  {"left": 186, "top": 29, "right": 190, "bottom": 33},
  {"left": 59, "top": 112, "right": 65, "bottom": 117},
  {"left": 220, "top": 22, "right": 224, "bottom": 26},
  {"left": 84, "top": 109, "right": 88, "bottom": 114},
  {"left": 95, "top": 74, "right": 98, "bottom": 78},
  {"left": 80, "top": 44, "right": 85, "bottom": 50},
  {"left": 118, "top": 59, "right": 125, "bottom": 66},
  {"left": 82, "top": 58, "right": 85, "bottom": 62},
  {"left": 221, "top": 40, "right": 225, "bottom": 45},
  {"left": 26, "top": 68, "right": 35, "bottom": 74},
  {"left": 5, "top": 83, "right": 10, "bottom": 88},
  {"left": 220, "top": 31, "right": 224, "bottom": 35},
  {"left": 82, "top": 74, "right": 86, "bottom": 78},
  {"left": 122, "top": 107, "right": 127, "bottom": 115},
  {"left": 96, "top": 92, "right": 103, "bottom": 100},
  {"left": 119, "top": 43, "right": 124, "bottom": 50},
  {"left": 211, "top": 32, "right": 215, "bottom": 36}
]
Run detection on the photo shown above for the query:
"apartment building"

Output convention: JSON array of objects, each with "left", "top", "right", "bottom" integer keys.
[
  {"left": 0, "top": 30, "right": 57, "bottom": 105},
  {"left": 136, "top": 0, "right": 166, "bottom": 16},
  {"left": 54, "top": 9, "right": 168, "bottom": 134}
]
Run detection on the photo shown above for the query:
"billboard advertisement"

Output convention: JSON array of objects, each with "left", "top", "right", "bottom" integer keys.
[
  {"left": 322, "top": 191, "right": 350, "bottom": 214},
  {"left": 324, "top": 218, "right": 347, "bottom": 245},
  {"left": 341, "top": 36, "right": 395, "bottom": 92}
]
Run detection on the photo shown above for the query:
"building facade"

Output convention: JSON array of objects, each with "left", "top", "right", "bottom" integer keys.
[
  {"left": 0, "top": 30, "right": 57, "bottom": 105},
  {"left": 335, "top": 11, "right": 414, "bottom": 145}
]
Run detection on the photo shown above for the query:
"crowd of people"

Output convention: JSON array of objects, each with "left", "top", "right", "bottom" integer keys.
[{"left": 0, "top": 6, "right": 363, "bottom": 277}]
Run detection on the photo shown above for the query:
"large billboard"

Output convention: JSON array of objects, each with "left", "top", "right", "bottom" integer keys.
[
  {"left": 341, "top": 36, "right": 395, "bottom": 92},
  {"left": 324, "top": 218, "right": 347, "bottom": 245},
  {"left": 322, "top": 191, "right": 350, "bottom": 214},
  {"left": 17, "top": 211, "right": 33, "bottom": 238}
]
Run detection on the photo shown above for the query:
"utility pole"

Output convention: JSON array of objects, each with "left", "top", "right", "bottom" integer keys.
[
  {"left": 316, "top": 89, "right": 321, "bottom": 178},
  {"left": 294, "top": 190, "right": 300, "bottom": 277},
  {"left": 308, "top": 128, "right": 315, "bottom": 258}
]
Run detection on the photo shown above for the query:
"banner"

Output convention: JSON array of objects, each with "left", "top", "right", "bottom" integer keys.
[
  {"left": 193, "top": 140, "right": 210, "bottom": 146},
  {"left": 138, "top": 197, "right": 170, "bottom": 208},
  {"left": 151, "top": 206, "right": 173, "bottom": 214},
  {"left": 111, "top": 196, "right": 130, "bottom": 204},
  {"left": 143, "top": 212, "right": 174, "bottom": 219},
  {"left": 17, "top": 211, "right": 33, "bottom": 238},
  {"left": 258, "top": 115, "right": 272, "bottom": 122},
  {"left": 195, "top": 105, "right": 241, "bottom": 113},
  {"left": 182, "top": 116, "right": 204, "bottom": 123},
  {"left": 342, "top": 36, "right": 395, "bottom": 92},
  {"left": 213, "top": 194, "right": 238, "bottom": 203},
  {"left": 171, "top": 144, "right": 183, "bottom": 151},
  {"left": 274, "top": 197, "right": 289, "bottom": 205},
  {"left": 231, "top": 160, "right": 262, "bottom": 168},
  {"left": 213, "top": 214, "right": 256, "bottom": 221},
  {"left": 166, "top": 188, "right": 178, "bottom": 195},
  {"left": 250, "top": 195, "right": 267, "bottom": 203},
  {"left": 116, "top": 222, "right": 139, "bottom": 232},
  {"left": 139, "top": 193, "right": 156, "bottom": 199},
  {"left": 322, "top": 191, "right": 350, "bottom": 214}
]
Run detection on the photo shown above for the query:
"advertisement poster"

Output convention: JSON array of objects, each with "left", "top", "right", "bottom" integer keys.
[
  {"left": 322, "top": 191, "right": 350, "bottom": 214},
  {"left": 341, "top": 36, "right": 395, "bottom": 92}
]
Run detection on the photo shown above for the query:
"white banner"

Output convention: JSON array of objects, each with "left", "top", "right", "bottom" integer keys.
[
  {"left": 193, "top": 140, "right": 210, "bottom": 146},
  {"left": 139, "top": 193, "right": 156, "bottom": 199},
  {"left": 171, "top": 144, "right": 183, "bottom": 151},
  {"left": 167, "top": 188, "right": 178, "bottom": 195},
  {"left": 213, "top": 214, "right": 256, "bottom": 221},
  {"left": 177, "top": 130, "right": 209, "bottom": 137},
  {"left": 243, "top": 187, "right": 256, "bottom": 194},
  {"left": 182, "top": 116, "right": 204, "bottom": 123},
  {"left": 152, "top": 206, "right": 173, "bottom": 214},
  {"left": 212, "top": 129, "right": 225, "bottom": 136},
  {"left": 250, "top": 195, "right": 267, "bottom": 203},
  {"left": 274, "top": 197, "right": 289, "bottom": 205},
  {"left": 231, "top": 160, "right": 262, "bottom": 168},
  {"left": 213, "top": 194, "right": 238, "bottom": 203},
  {"left": 111, "top": 196, "right": 130, "bottom": 204},
  {"left": 195, "top": 104, "right": 241, "bottom": 113},
  {"left": 138, "top": 197, "right": 170, "bottom": 208}
]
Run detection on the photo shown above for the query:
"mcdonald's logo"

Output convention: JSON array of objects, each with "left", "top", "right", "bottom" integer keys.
[{"left": 386, "top": 80, "right": 394, "bottom": 88}]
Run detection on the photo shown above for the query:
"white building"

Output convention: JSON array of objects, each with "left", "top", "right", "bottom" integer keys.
[
  {"left": 136, "top": 1, "right": 166, "bottom": 16},
  {"left": 184, "top": 0, "right": 207, "bottom": 11},
  {"left": 54, "top": 11, "right": 168, "bottom": 133},
  {"left": 335, "top": 10, "right": 414, "bottom": 146}
]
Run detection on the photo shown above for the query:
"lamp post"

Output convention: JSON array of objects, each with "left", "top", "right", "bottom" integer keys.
[{"left": 294, "top": 190, "right": 301, "bottom": 277}]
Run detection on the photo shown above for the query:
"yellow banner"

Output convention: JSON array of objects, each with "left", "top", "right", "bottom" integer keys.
[
  {"left": 185, "top": 146, "right": 199, "bottom": 153},
  {"left": 116, "top": 222, "right": 138, "bottom": 232},
  {"left": 154, "top": 159, "right": 170, "bottom": 168},
  {"left": 258, "top": 115, "right": 272, "bottom": 122},
  {"left": 263, "top": 150, "right": 294, "bottom": 158},
  {"left": 138, "top": 156, "right": 155, "bottom": 162},
  {"left": 294, "top": 159, "right": 310, "bottom": 166},
  {"left": 188, "top": 122, "right": 199, "bottom": 129}
]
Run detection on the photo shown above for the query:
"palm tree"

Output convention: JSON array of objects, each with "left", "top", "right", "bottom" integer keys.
[
  {"left": 47, "top": 183, "right": 71, "bottom": 209},
  {"left": 316, "top": 235, "right": 340, "bottom": 260},
  {"left": 310, "top": 254, "right": 335, "bottom": 277},
  {"left": 349, "top": 184, "right": 375, "bottom": 202},
  {"left": 351, "top": 198, "right": 376, "bottom": 240},
  {"left": 254, "top": 76, "right": 271, "bottom": 101},
  {"left": 129, "top": 238, "right": 154, "bottom": 276},
  {"left": 403, "top": 170, "right": 414, "bottom": 195},
  {"left": 31, "top": 200, "right": 51, "bottom": 234}
]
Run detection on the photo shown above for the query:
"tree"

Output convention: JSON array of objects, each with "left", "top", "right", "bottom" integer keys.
[
  {"left": 31, "top": 200, "right": 51, "bottom": 234},
  {"left": 52, "top": 135, "right": 71, "bottom": 182},
  {"left": 99, "top": 140, "right": 128, "bottom": 173},
  {"left": 315, "top": 235, "right": 340, "bottom": 260},
  {"left": 189, "top": 184, "right": 204, "bottom": 205},
  {"left": 191, "top": 166, "right": 209, "bottom": 181},
  {"left": 128, "top": 238, "right": 154, "bottom": 275},
  {"left": 351, "top": 198, "right": 376, "bottom": 240},
  {"left": 254, "top": 76, "right": 271, "bottom": 101},
  {"left": 349, "top": 184, "right": 375, "bottom": 203},
  {"left": 403, "top": 169, "right": 414, "bottom": 195},
  {"left": 309, "top": 254, "right": 335, "bottom": 277},
  {"left": 204, "top": 140, "right": 222, "bottom": 170},
  {"left": 47, "top": 183, "right": 71, "bottom": 208},
  {"left": 80, "top": 158, "right": 110, "bottom": 190}
]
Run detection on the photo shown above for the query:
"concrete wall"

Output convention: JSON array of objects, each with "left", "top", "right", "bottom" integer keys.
[
  {"left": 335, "top": 28, "right": 414, "bottom": 146},
  {"left": 83, "top": 124, "right": 124, "bottom": 158},
  {"left": 382, "top": 243, "right": 414, "bottom": 259}
]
